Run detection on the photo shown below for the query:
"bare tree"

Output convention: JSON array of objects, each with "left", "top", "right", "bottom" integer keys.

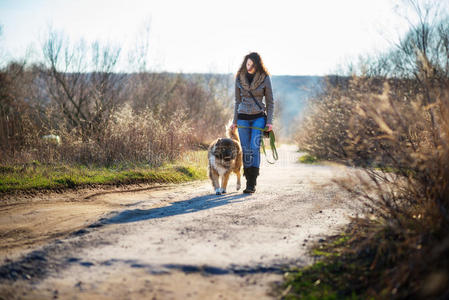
[{"left": 41, "top": 30, "right": 125, "bottom": 139}]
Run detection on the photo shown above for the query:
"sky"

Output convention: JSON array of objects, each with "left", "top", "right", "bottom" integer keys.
[{"left": 0, "top": 0, "right": 440, "bottom": 75}]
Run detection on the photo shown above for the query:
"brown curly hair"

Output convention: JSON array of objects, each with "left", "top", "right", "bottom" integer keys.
[{"left": 236, "top": 52, "right": 270, "bottom": 77}]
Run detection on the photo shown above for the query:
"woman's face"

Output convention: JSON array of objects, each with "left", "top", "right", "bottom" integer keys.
[{"left": 246, "top": 58, "right": 255, "bottom": 74}]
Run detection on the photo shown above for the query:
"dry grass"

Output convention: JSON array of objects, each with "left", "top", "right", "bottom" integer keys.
[
  {"left": 293, "top": 75, "right": 449, "bottom": 299},
  {"left": 0, "top": 31, "right": 232, "bottom": 169},
  {"left": 57, "top": 105, "right": 192, "bottom": 166},
  {"left": 0, "top": 63, "right": 228, "bottom": 194},
  {"left": 0, "top": 72, "right": 231, "bottom": 165},
  {"left": 292, "top": 7, "right": 449, "bottom": 296}
]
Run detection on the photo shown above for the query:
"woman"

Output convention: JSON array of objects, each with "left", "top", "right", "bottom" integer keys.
[{"left": 230, "top": 52, "right": 274, "bottom": 193}]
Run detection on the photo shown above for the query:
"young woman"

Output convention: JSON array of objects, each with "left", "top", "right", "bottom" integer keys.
[{"left": 230, "top": 52, "right": 274, "bottom": 193}]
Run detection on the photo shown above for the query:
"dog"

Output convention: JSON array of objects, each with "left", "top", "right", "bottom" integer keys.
[{"left": 208, "top": 125, "right": 242, "bottom": 195}]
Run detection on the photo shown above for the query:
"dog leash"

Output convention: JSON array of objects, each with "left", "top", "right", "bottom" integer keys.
[{"left": 236, "top": 125, "right": 279, "bottom": 164}]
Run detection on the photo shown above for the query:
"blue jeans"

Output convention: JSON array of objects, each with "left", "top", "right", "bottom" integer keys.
[{"left": 237, "top": 116, "right": 266, "bottom": 168}]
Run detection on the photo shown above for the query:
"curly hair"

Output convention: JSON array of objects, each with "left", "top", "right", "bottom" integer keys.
[{"left": 236, "top": 52, "right": 270, "bottom": 77}]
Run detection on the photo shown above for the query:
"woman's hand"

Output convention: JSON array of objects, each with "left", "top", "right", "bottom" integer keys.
[
  {"left": 266, "top": 123, "right": 273, "bottom": 131},
  {"left": 230, "top": 123, "right": 237, "bottom": 130}
]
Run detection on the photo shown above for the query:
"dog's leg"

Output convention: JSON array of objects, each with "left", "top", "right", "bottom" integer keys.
[
  {"left": 235, "top": 169, "right": 241, "bottom": 191},
  {"left": 221, "top": 171, "right": 231, "bottom": 194},
  {"left": 209, "top": 167, "right": 221, "bottom": 195}
]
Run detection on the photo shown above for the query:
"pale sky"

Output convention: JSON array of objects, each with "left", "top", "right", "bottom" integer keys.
[{"left": 0, "top": 0, "right": 438, "bottom": 75}]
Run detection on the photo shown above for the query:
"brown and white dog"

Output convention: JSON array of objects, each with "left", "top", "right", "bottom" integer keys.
[{"left": 208, "top": 125, "right": 242, "bottom": 195}]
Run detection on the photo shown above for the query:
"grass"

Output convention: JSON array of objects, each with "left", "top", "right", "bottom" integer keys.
[
  {"left": 280, "top": 231, "right": 374, "bottom": 300},
  {"left": 0, "top": 150, "right": 208, "bottom": 194},
  {"left": 279, "top": 219, "right": 448, "bottom": 299},
  {"left": 298, "top": 154, "right": 319, "bottom": 164}
]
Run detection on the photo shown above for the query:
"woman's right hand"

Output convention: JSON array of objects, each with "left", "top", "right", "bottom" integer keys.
[{"left": 230, "top": 123, "right": 237, "bottom": 130}]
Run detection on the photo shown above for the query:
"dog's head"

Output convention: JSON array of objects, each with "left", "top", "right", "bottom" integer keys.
[{"left": 214, "top": 138, "right": 238, "bottom": 162}]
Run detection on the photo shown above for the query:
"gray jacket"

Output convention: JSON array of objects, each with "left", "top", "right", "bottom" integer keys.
[{"left": 233, "top": 73, "right": 274, "bottom": 125}]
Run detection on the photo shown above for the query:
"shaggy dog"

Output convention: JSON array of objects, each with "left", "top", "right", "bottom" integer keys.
[{"left": 208, "top": 126, "right": 242, "bottom": 195}]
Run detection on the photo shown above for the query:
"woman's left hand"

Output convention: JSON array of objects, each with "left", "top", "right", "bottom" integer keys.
[{"left": 266, "top": 124, "right": 273, "bottom": 131}]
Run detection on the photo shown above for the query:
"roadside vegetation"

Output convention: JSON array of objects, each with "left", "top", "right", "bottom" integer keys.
[
  {"left": 297, "top": 154, "right": 318, "bottom": 164},
  {"left": 0, "top": 150, "right": 208, "bottom": 194},
  {"left": 290, "top": 1, "right": 449, "bottom": 298},
  {"left": 0, "top": 26, "right": 229, "bottom": 195}
]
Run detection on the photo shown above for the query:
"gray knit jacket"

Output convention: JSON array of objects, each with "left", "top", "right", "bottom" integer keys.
[{"left": 233, "top": 72, "right": 274, "bottom": 125}]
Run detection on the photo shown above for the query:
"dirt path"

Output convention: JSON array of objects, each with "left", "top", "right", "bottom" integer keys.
[{"left": 0, "top": 144, "right": 359, "bottom": 299}]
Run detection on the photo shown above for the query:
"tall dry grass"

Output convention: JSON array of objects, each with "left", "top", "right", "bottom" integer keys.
[
  {"left": 296, "top": 75, "right": 449, "bottom": 300},
  {"left": 0, "top": 69, "right": 230, "bottom": 167},
  {"left": 295, "top": 4, "right": 449, "bottom": 297},
  {"left": 53, "top": 105, "right": 192, "bottom": 166},
  {"left": 337, "top": 81, "right": 449, "bottom": 298},
  {"left": 0, "top": 31, "right": 232, "bottom": 167}
]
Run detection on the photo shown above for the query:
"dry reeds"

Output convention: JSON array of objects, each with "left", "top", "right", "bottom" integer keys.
[{"left": 295, "top": 6, "right": 449, "bottom": 296}]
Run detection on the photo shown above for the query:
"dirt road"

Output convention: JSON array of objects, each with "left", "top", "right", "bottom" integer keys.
[{"left": 0, "top": 144, "right": 358, "bottom": 299}]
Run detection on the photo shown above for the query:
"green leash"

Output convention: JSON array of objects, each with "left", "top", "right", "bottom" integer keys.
[{"left": 236, "top": 125, "right": 279, "bottom": 164}]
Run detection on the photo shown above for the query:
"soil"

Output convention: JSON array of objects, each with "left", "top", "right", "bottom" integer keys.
[{"left": 0, "top": 144, "right": 361, "bottom": 299}]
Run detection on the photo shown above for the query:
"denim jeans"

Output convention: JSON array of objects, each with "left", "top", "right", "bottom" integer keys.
[{"left": 237, "top": 116, "right": 266, "bottom": 168}]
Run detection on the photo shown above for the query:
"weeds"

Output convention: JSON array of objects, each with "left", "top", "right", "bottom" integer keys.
[
  {"left": 298, "top": 154, "right": 319, "bottom": 164},
  {"left": 282, "top": 225, "right": 376, "bottom": 299},
  {"left": 293, "top": 2, "right": 449, "bottom": 298},
  {"left": 0, "top": 150, "right": 208, "bottom": 194},
  {"left": 0, "top": 32, "right": 232, "bottom": 168}
]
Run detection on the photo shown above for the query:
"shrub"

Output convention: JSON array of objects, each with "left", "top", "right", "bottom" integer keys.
[{"left": 293, "top": 5, "right": 449, "bottom": 297}]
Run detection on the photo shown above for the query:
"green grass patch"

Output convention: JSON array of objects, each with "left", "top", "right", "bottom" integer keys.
[
  {"left": 311, "top": 248, "right": 339, "bottom": 258},
  {"left": 281, "top": 217, "right": 449, "bottom": 299},
  {"left": 298, "top": 154, "right": 319, "bottom": 164},
  {"left": 280, "top": 233, "right": 375, "bottom": 300},
  {"left": 0, "top": 150, "right": 208, "bottom": 194}
]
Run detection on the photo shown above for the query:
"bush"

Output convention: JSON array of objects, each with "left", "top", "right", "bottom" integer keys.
[
  {"left": 293, "top": 4, "right": 449, "bottom": 298},
  {"left": 0, "top": 31, "right": 233, "bottom": 167},
  {"left": 293, "top": 77, "right": 449, "bottom": 298},
  {"left": 55, "top": 105, "right": 192, "bottom": 166}
]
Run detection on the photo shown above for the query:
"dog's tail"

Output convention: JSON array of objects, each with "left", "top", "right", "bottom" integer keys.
[{"left": 226, "top": 120, "right": 240, "bottom": 142}]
